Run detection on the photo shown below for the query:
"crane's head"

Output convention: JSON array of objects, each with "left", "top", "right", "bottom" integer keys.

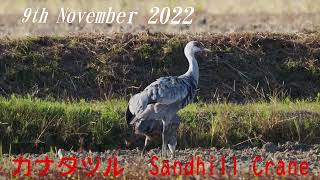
[{"left": 185, "top": 41, "right": 211, "bottom": 55}]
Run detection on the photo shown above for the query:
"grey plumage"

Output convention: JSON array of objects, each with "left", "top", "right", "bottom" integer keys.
[
  {"left": 128, "top": 75, "right": 197, "bottom": 125},
  {"left": 126, "top": 41, "right": 210, "bottom": 157}
]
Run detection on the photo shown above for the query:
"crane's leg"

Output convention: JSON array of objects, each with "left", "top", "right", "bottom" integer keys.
[
  {"left": 167, "top": 115, "right": 180, "bottom": 159},
  {"left": 161, "top": 119, "right": 167, "bottom": 158},
  {"left": 167, "top": 128, "right": 178, "bottom": 158},
  {"left": 168, "top": 136, "right": 177, "bottom": 159},
  {"left": 141, "top": 136, "right": 149, "bottom": 156}
]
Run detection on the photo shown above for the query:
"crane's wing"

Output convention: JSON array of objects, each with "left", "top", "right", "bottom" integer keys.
[
  {"left": 127, "top": 76, "right": 196, "bottom": 121},
  {"left": 145, "top": 76, "right": 191, "bottom": 104}
]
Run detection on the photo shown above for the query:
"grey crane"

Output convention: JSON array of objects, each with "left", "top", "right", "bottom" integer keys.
[{"left": 126, "top": 41, "right": 210, "bottom": 157}]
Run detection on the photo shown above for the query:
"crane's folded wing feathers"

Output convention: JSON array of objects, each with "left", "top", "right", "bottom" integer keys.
[
  {"left": 146, "top": 76, "right": 189, "bottom": 104},
  {"left": 128, "top": 76, "right": 196, "bottom": 117}
]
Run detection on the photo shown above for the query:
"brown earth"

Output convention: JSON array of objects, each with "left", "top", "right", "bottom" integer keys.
[
  {"left": 1, "top": 143, "right": 320, "bottom": 179},
  {"left": 1, "top": 13, "right": 320, "bottom": 36},
  {"left": 0, "top": 32, "right": 319, "bottom": 102}
]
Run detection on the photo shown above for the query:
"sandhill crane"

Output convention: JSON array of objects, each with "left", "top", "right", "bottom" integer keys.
[{"left": 126, "top": 41, "right": 210, "bottom": 157}]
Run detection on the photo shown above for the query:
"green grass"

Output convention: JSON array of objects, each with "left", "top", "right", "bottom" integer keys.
[{"left": 0, "top": 95, "right": 319, "bottom": 153}]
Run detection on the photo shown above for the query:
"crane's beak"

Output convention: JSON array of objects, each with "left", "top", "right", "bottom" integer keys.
[{"left": 203, "top": 48, "right": 212, "bottom": 52}]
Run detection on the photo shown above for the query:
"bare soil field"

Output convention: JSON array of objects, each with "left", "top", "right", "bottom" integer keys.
[
  {"left": 1, "top": 142, "right": 320, "bottom": 179},
  {"left": 1, "top": 0, "right": 320, "bottom": 36},
  {"left": 1, "top": 13, "right": 320, "bottom": 36}
]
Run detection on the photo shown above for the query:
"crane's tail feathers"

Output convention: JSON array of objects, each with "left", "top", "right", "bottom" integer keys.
[{"left": 126, "top": 106, "right": 134, "bottom": 125}]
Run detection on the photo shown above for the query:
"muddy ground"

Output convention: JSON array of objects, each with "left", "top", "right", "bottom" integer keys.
[{"left": 1, "top": 142, "right": 320, "bottom": 179}]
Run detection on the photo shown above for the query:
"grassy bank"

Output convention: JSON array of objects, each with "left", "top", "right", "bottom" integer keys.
[
  {"left": 0, "top": 33, "right": 320, "bottom": 102},
  {"left": 0, "top": 96, "right": 319, "bottom": 153}
]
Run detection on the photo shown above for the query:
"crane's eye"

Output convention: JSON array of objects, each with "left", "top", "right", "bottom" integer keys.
[
  {"left": 194, "top": 41, "right": 204, "bottom": 49},
  {"left": 194, "top": 42, "right": 201, "bottom": 47}
]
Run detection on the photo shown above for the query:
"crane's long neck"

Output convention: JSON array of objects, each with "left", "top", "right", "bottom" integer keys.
[{"left": 183, "top": 48, "right": 199, "bottom": 84}]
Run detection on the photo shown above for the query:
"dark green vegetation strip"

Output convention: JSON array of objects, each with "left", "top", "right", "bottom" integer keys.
[
  {"left": 0, "top": 33, "right": 319, "bottom": 102},
  {"left": 0, "top": 96, "right": 319, "bottom": 153}
]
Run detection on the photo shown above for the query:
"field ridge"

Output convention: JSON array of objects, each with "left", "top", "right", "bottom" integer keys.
[{"left": 0, "top": 32, "right": 320, "bottom": 102}]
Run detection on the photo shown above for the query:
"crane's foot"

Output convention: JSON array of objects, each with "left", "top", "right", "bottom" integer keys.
[
  {"left": 170, "top": 153, "right": 175, "bottom": 159},
  {"left": 161, "top": 142, "right": 163, "bottom": 157},
  {"left": 168, "top": 144, "right": 176, "bottom": 159},
  {"left": 141, "top": 136, "right": 149, "bottom": 157}
]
